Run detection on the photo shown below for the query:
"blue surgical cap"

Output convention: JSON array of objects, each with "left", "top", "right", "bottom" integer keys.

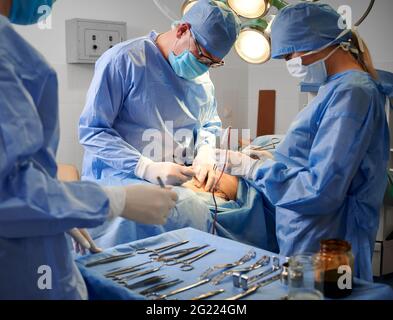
[
  {"left": 271, "top": 2, "right": 352, "bottom": 59},
  {"left": 182, "top": 0, "right": 241, "bottom": 60}
]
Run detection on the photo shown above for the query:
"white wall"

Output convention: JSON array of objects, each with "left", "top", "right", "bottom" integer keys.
[
  {"left": 14, "top": 0, "right": 393, "bottom": 169},
  {"left": 247, "top": 0, "right": 393, "bottom": 137},
  {"left": 14, "top": 0, "right": 249, "bottom": 171}
]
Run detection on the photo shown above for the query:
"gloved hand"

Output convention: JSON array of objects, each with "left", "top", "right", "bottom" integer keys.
[
  {"left": 68, "top": 228, "right": 102, "bottom": 255},
  {"left": 193, "top": 145, "right": 219, "bottom": 191},
  {"left": 103, "top": 185, "right": 179, "bottom": 225},
  {"left": 135, "top": 156, "right": 195, "bottom": 186},
  {"left": 215, "top": 149, "right": 266, "bottom": 179},
  {"left": 193, "top": 165, "right": 220, "bottom": 192}
]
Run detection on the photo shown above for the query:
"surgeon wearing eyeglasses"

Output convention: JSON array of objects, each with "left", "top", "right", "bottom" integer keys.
[
  {"left": 79, "top": 0, "right": 241, "bottom": 192},
  {"left": 215, "top": 2, "right": 390, "bottom": 281}
]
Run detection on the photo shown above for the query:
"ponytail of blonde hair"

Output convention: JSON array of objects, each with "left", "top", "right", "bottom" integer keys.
[{"left": 350, "top": 30, "right": 379, "bottom": 80}]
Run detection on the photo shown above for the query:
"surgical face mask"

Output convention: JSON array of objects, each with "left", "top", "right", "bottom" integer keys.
[
  {"left": 9, "top": 0, "right": 56, "bottom": 25},
  {"left": 286, "top": 45, "right": 341, "bottom": 85},
  {"left": 168, "top": 36, "right": 209, "bottom": 80}
]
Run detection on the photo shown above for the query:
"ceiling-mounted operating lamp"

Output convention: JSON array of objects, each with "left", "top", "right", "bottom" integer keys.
[
  {"left": 235, "top": 17, "right": 272, "bottom": 64},
  {"left": 227, "top": 0, "right": 271, "bottom": 19}
]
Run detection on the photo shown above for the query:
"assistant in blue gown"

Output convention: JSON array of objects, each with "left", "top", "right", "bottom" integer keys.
[
  {"left": 251, "top": 3, "right": 390, "bottom": 281},
  {"left": 0, "top": 10, "right": 109, "bottom": 299}
]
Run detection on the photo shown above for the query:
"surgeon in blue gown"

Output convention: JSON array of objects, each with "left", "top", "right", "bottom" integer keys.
[
  {"left": 215, "top": 2, "right": 390, "bottom": 281},
  {"left": 79, "top": 0, "right": 241, "bottom": 248},
  {"left": 0, "top": 0, "right": 179, "bottom": 299}
]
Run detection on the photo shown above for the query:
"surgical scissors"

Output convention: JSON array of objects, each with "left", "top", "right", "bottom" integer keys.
[
  {"left": 135, "top": 240, "right": 189, "bottom": 256},
  {"left": 165, "top": 249, "right": 216, "bottom": 271}
]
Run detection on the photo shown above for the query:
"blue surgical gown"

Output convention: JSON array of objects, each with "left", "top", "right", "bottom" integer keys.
[
  {"left": 0, "top": 16, "right": 110, "bottom": 299},
  {"left": 252, "top": 70, "right": 390, "bottom": 281},
  {"left": 79, "top": 31, "right": 221, "bottom": 182}
]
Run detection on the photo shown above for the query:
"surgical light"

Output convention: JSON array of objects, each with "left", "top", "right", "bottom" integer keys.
[
  {"left": 180, "top": 0, "right": 289, "bottom": 64},
  {"left": 227, "top": 0, "right": 270, "bottom": 19},
  {"left": 235, "top": 19, "right": 271, "bottom": 64},
  {"left": 181, "top": 0, "right": 198, "bottom": 16}
]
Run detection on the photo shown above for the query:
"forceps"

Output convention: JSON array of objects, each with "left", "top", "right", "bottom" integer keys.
[
  {"left": 104, "top": 261, "right": 152, "bottom": 278},
  {"left": 153, "top": 279, "right": 211, "bottom": 300},
  {"left": 226, "top": 274, "right": 281, "bottom": 301},
  {"left": 116, "top": 266, "right": 162, "bottom": 283},
  {"left": 232, "top": 256, "right": 271, "bottom": 287},
  {"left": 135, "top": 240, "right": 189, "bottom": 256},
  {"left": 154, "top": 244, "right": 209, "bottom": 262},
  {"left": 85, "top": 251, "right": 135, "bottom": 268},
  {"left": 248, "top": 137, "right": 281, "bottom": 151},
  {"left": 200, "top": 249, "right": 256, "bottom": 280},
  {"left": 212, "top": 255, "right": 270, "bottom": 285},
  {"left": 239, "top": 256, "right": 281, "bottom": 290},
  {"left": 165, "top": 249, "right": 216, "bottom": 271}
]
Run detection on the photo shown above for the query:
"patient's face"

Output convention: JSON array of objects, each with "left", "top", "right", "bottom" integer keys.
[{"left": 182, "top": 173, "right": 239, "bottom": 201}]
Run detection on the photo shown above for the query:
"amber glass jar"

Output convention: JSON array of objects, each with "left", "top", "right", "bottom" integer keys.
[{"left": 314, "top": 239, "right": 354, "bottom": 299}]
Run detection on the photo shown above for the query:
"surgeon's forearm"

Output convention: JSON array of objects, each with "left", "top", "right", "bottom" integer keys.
[{"left": 0, "top": 165, "right": 109, "bottom": 238}]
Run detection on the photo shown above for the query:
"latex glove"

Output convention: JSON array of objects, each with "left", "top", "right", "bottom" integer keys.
[
  {"left": 103, "top": 185, "right": 178, "bottom": 225},
  {"left": 192, "top": 145, "right": 218, "bottom": 191},
  {"left": 68, "top": 229, "right": 102, "bottom": 255},
  {"left": 242, "top": 145, "right": 274, "bottom": 160},
  {"left": 215, "top": 149, "right": 266, "bottom": 179},
  {"left": 135, "top": 156, "right": 195, "bottom": 186},
  {"left": 193, "top": 165, "right": 220, "bottom": 192}
]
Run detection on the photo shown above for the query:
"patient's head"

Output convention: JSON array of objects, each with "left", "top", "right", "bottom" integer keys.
[{"left": 182, "top": 173, "right": 238, "bottom": 201}]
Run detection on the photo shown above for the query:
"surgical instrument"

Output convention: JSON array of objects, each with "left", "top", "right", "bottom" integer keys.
[
  {"left": 232, "top": 256, "right": 271, "bottom": 287},
  {"left": 104, "top": 261, "right": 152, "bottom": 278},
  {"left": 157, "top": 176, "right": 166, "bottom": 189},
  {"left": 246, "top": 137, "right": 281, "bottom": 152},
  {"left": 125, "top": 275, "right": 167, "bottom": 291},
  {"left": 165, "top": 249, "right": 216, "bottom": 271},
  {"left": 85, "top": 252, "right": 135, "bottom": 268},
  {"left": 213, "top": 255, "right": 270, "bottom": 285},
  {"left": 153, "top": 279, "right": 211, "bottom": 300},
  {"left": 239, "top": 256, "right": 281, "bottom": 290},
  {"left": 200, "top": 249, "right": 256, "bottom": 280},
  {"left": 140, "top": 279, "right": 183, "bottom": 297},
  {"left": 191, "top": 289, "right": 226, "bottom": 301},
  {"left": 154, "top": 244, "right": 209, "bottom": 262},
  {"left": 135, "top": 240, "right": 189, "bottom": 255},
  {"left": 225, "top": 274, "right": 281, "bottom": 301},
  {"left": 117, "top": 266, "right": 162, "bottom": 283}
]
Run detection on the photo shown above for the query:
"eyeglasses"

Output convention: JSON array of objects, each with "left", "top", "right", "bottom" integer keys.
[{"left": 193, "top": 36, "right": 225, "bottom": 68}]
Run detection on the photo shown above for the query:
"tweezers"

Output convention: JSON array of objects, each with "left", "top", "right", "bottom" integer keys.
[
  {"left": 117, "top": 266, "right": 162, "bottom": 283},
  {"left": 104, "top": 261, "right": 152, "bottom": 278},
  {"left": 135, "top": 240, "right": 189, "bottom": 255},
  {"left": 126, "top": 275, "right": 167, "bottom": 291},
  {"left": 85, "top": 252, "right": 135, "bottom": 268},
  {"left": 140, "top": 279, "right": 183, "bottom": 296}
]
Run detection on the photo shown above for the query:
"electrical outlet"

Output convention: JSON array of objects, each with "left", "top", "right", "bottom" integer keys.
[{"left": 66, "top": 19, "right": 127, "bottom": 64}]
